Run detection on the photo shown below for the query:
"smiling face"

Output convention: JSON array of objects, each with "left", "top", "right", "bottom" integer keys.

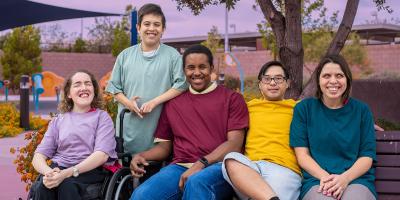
[
  {"left": 184, "top": 53, "right": 213, "bottom": 92},
  {"left": 319, "top": 62, "right": 347, "bottom": 104},
  {"left": 137, "top": 14, "right": 164, "bottom": 51},
  {"left": 259, "top": 65, "right": 289, "bottom": 101},
  {"left": 67, "top": 72, "right": 94, "bottom": 112}
]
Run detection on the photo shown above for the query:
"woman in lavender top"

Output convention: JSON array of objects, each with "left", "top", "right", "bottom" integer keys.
[{"left": 32, "top": 70, "right": 117, "bottom": 200}]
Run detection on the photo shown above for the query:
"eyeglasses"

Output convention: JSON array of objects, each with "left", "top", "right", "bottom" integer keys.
[{"left": 260, "top": 75, "right": 287, "bottom": 84}]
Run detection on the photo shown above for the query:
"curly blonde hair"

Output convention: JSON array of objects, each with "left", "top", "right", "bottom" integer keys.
[{"left": 58, "top": 70, "right": 104, "bottom": 113}]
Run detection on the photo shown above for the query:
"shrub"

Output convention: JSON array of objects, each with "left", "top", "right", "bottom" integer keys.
[
  {"left": 376, "top": 118, "right": 400, "bottom": 131},
  {"left": 104, "top": 92, "right": 118, "bottom": 125},
  {"left": 10, "top": 123, "right": 49, "bottom": 191},
  {"left": 0, "top": 103, "right": 23, "bottom": 138}
]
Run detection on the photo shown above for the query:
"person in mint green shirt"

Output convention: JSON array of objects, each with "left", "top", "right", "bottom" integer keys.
[
  {"left": 106, "top": 4, "right": 187, "bottom": 154},
  {"left": 290, "top": 55, "right": 376, "bottom": 200}
]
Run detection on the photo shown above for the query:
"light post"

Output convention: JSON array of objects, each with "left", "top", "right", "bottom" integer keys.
[{"left": 220, "top": 4, "right": 230, "bottom": 85}]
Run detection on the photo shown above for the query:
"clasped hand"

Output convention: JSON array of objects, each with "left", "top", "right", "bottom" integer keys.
[
  {"left": 130, "top": 154, "right": 149, "bottom": 178},
  {"left": 128, "top": 96, "right": 157, "bottom": 118},
  {"left": 42, "top": 168, "right": 67, "bottom": 189},
  {"left": 319, "top": 174, "right": 350, "bottom": 200}
]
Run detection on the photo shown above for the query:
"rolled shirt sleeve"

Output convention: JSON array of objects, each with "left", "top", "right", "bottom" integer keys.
[
  {"left": 359, "top": 104, "right": 377, "bottom": 161},
  {"left": 290, "top": 101, "right": 309, "bottom": 148},
  {"left": 154, "top": 105, "right": 173, "bottom": 141},
  {"left": 106, "top": 53, "right": 124, "bottom": 95},
  {"left": 35, "top": 117, "right": 59, "bottom": 159},
  {"left": 94, "top": 111, "right": 118, "bottom": 161},
  {"left": 170, "top": 53, "right": 188, "bottom": 91},
  {"left": 227, "top": 92, "right": 249, "bottom": 132}
]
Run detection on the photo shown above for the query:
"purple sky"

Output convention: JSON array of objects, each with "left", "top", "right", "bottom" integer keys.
[{"left": 5, "top": 0, "right": 400, "bottom": 40}]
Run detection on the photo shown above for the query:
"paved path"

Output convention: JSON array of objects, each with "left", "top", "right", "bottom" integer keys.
[
  {"left": 0, "top": 96, "right": 58, "bottom": 199},
  {"left": 0, "top": 133, "right": 29, "bottom": 199}
]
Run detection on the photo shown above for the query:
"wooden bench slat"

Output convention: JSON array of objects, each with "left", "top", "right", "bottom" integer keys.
[
  {"left": 377, "top": 142, "right": 400, "bottom": 154},
  {"left": 375, "top": 181, "right": 400, "bottom": 194},
  {"left": 377, "top": 194, "right": 400, "bottom": 200},
  {"left": 376, "top": 167, "right": 400, "bottom": 180},
  {"left": 376, "top": 131, "right": 400, "bottom": 141},
  {"left": 376, "top": 155, "right": 400, "bottom": 167}
]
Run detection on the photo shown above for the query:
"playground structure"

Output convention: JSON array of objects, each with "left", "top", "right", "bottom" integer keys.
[{"left": 0, "top": 80, "right": 10, "bottom": 101}]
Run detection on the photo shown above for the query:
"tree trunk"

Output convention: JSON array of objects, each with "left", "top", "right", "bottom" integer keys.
[
  {"left": 282, "top": 0, "right": 303, "bottom": 99},
  {"left": 300, "top": 0, "right": 360, "bottom": 99}
]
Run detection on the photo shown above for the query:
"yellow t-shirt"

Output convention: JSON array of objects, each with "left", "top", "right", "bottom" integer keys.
[{"left": 244, "top": 98, "right": 301, "bottom": 175}]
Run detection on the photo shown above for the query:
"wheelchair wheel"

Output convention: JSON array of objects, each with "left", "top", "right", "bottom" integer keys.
[{"left": 104, "top": 167, "right": 134, "bottom": 200}]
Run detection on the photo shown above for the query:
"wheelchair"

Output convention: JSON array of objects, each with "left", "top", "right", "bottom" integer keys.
[{"left": 27, "top": 108, "right": 163, "bottom": 200}]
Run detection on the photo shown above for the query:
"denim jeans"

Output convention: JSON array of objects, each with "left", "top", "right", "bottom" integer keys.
[{"left": 130, "top": 163, "right": 234, "bottom": 200}]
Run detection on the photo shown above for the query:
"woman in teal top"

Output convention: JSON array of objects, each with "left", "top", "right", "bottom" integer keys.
[
  {"left": 106, "top": 4, "right": 187, "bottom": 154},
  {"left": 290, "top": 55, "right": 376, "bottom": 200}
]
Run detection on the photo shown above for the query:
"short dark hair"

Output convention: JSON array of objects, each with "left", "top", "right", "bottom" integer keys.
[
  {"left": 182, "top": 45, "right": 214, "bottom": 68},
  {"left": 58, "top": 70, "right": 103, "bottom": 113},
  {"left": 138, "top": 3, "right": 166, "bottom": 29},
  {"left": 257, "top": 61, "right": 290, "bottom": 81},
  {"left": 315, "top": 54, "right": 352, "bottom": 101}
]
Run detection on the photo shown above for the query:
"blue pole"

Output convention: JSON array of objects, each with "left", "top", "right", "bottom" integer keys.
[
  {"left": 35, "top": 91, "right": 39, "bottom": 114},
  {"left": 227, "top": 52, "right": 245, "bottom": 94},
  {"left": 5, "top": 87, "right": 8, "bottom": 102},
  {"left": 130, "top": 9, "right": 138, "bottom": 46},
  {"left": 32, "top": 73, "right": 44, "bottom": 114}
]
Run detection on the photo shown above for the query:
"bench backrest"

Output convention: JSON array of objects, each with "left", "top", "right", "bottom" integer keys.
[{"left": 375, "top": 131, "right": 400, "bottom": 200}]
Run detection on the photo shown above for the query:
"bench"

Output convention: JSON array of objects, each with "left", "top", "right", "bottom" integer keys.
[{"left": 375, "top": 131, "right": 400, "bottom": 200}]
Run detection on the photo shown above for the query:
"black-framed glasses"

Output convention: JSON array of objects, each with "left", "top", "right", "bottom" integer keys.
[{"left": 260, "top": 75, "right": 287, "bottom": 84}]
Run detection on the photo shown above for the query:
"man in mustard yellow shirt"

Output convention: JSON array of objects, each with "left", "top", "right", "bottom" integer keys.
[{"left": 222, "top": 61, "right": 301, "bottom": 200}]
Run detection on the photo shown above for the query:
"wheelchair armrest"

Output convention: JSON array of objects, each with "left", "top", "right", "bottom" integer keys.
[{"left": 115, "top": 136, "right": 124, "bottom": 154}]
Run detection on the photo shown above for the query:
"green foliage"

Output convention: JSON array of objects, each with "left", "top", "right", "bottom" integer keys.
[
  {"left": 376, "top": 118, "right": 400, "bottom": 130},
  {"left": 1, "top": 26, "right": 42, "bottom": 91},
  {"left": 40, "top": 24, "right": 76, "bottom": 52},
  {"left": 341, "top": 33, "right": 368, "bottom": 66},
  {"left": 257, "top": 22, "right": 277, "bottom": 60},
  {"left": 103, "top": 93, "right": 118, "bottom": 126},
  {"left": 303, "top": 31, "right": 370, "bottom": 75},
  {"left": 373, "top": 0, "right": 393, "bottom": 13},
  {"left": 0, "top": 33, "right": 8, "bottom": 49},
  {"left": 111, "top": 5, "right": 135, "bottom": 56},
  {"left": 224, "top": 75, "right": 262, "bottom": 102},
  {"left": 72, "top": 38, "right": 87, "bottom": 53},
  {"left": 173, "top": 0, "right": 240, "bottom": 15},
  {"left": 224, "top": 75, "right": 240, "bottom": 91},
  {"left": 112, "top": 6, "right": 132, "bottom": 57},
  {"left": 87, "top": 17, "right": 116, "bottom": 53},
  {"left": 201, "top": 26, "right": 223, "bottom": 55},
  {"left": 257, "top": 0, "right": 337, "bottom": 60}
]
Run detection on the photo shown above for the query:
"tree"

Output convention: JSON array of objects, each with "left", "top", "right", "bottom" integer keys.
[
  {"left": 0, "top": 33, "right": 9, "bottom": 50},
  {"left": 73, "top": 38, "right": 87, "bottom": 53},
  {"left": 201, "top": 26, "right": 224, "bottom": 55},
  {"left": 172, "top": 0, "right": 391, "bottom": 99},
  {"left": 1, "top": 25, "right": 42, "bottom": 91},
  {"left": 87, "top": 17, "right": 116, "bottom": 53},
  {"left": 112, "top": 5, "right": 132, "bottom": 57},
  {"left": 40, "top": 24, "right": 73, "bottom": 52}
]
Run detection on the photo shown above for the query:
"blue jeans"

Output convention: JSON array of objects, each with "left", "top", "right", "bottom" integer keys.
[{"left": 130, "top": 163, "right": 234, "bottom": 200}]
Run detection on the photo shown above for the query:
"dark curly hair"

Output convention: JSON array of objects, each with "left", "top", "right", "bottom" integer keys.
[{"left": 58, "top": 70, "right": 104, "bottom": 113}]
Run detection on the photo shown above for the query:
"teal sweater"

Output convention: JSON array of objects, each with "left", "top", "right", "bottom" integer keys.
[{"left": 290, "top": 97, "right": 376, "bottom": 199}]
